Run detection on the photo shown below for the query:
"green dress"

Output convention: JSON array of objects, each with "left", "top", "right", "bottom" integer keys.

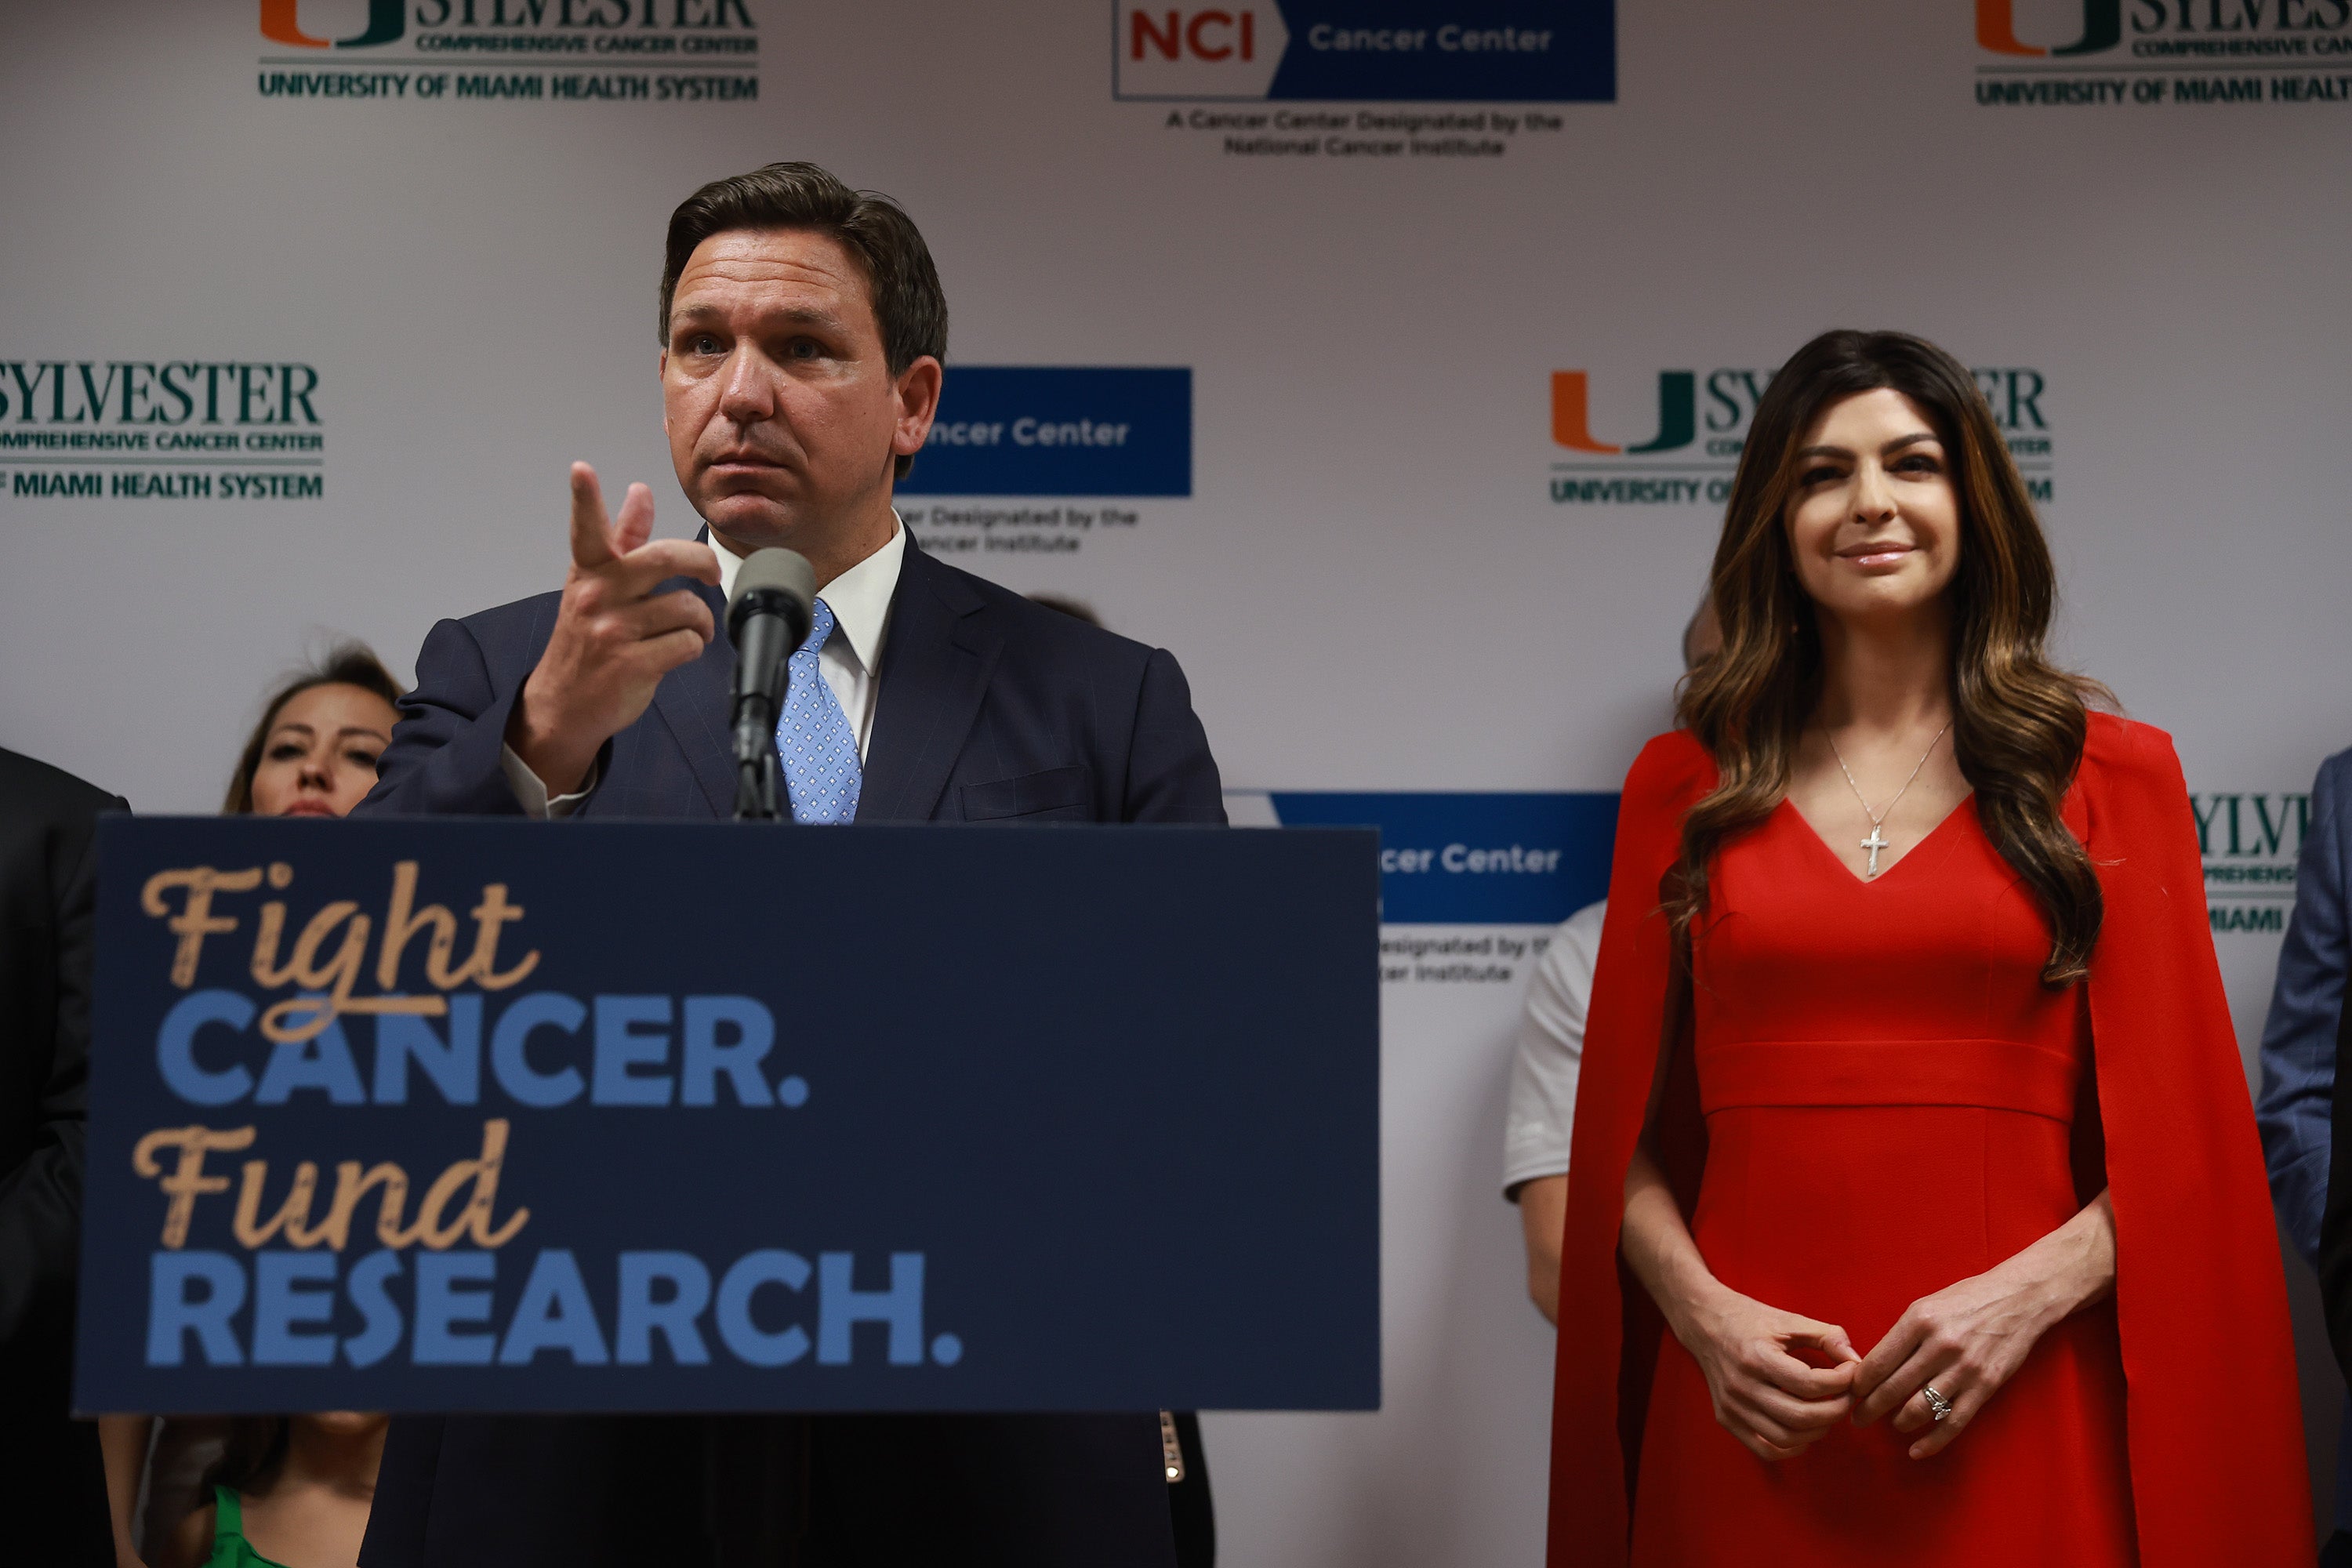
[{"left": 201, "top": 1486, "right": 292, "bottom": 1568}]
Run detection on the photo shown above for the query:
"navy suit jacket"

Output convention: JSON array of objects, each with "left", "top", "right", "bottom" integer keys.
[
  {"left": 2263, "top": 746, "right": 2352, "bottom": 1269},
  {"left": 365, "top": 532, "right": 1221, "bottom": 828},
  {"left": 356, "top": 535, "right": 1223, "bottom": 1568},
  {"left": 2260, "top": 747, "right": 2352, "bottom": 1527}
]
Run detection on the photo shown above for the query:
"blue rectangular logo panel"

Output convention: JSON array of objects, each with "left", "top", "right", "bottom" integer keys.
[
  {"left": 1114, "top": 2, "right": 1615, "bottom": 103},
  {"left": 75, "top": 818, "right": 1377, "bottom": 1414},
  {"left": 1259, "top": 792, "right": 1617, "bottom": 924},
  {"left": 1272, "top": 3, "right": 1613, "bottom": 102},
  {"left": 899, "top": 367, "right": 1192, "bottom": 497}
]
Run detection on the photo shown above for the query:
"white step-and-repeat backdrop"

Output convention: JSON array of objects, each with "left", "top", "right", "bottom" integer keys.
[{"left": 5, "top": 2, "right": 2348, "bottom": 1558}]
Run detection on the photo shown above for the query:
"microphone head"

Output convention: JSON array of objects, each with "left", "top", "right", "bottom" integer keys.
[{"left": 727, "top": 547, "right": 816, "bottom": 641}]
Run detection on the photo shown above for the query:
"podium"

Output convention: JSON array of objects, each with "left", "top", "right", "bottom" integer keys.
[{"left": 74, "top": 816, "right": 1380, "bottom": 1416}]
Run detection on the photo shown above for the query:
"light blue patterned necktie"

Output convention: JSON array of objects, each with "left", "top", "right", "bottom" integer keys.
[{"left": 777, "top": 596, "right": 862, "bottom": 825}]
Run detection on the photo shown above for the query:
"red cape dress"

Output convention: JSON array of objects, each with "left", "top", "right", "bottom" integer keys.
[{"left": 1544, "top": 714, "right": 2311, "bottom": 1566}]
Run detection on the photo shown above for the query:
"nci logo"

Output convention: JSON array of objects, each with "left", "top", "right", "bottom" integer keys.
[
  {"left": 1130, "top": 6, "right": 1274, "bottom": 71},
  {"left": 1974, "top": 0, "right": 2352, "bottom": 107},
  {"left": 1547, "top": 365, "right": 2055, "bottom": 506},
  {"left": 2193, "top": 789, "right": 2307, "bottom": 934}
]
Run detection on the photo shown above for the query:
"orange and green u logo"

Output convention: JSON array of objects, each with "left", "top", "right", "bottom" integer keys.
[
  {"left": 1551, "top": 372, "right": 1696, "bottom": 456},
  {"left": 261, "top": 0, "right": 404, "bottom": 48},
  {"left": 1976, "top": 0, "right": 2121, "bottom": 56}
]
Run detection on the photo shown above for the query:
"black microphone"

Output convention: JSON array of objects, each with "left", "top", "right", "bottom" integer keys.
[{"left": 725, "top": 547, "right": 815, "bottom": 822}]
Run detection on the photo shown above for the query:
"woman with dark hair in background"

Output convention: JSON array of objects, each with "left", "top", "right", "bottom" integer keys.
[
  {"left": 98, "top": 644, "right": 403, "bottom": 1567},
  {"left": 1543, "top": 330, "right": 2307, "bottom": 1565},
  {"left": 221, "top": 644, "right": 403, "bottom": 817}
]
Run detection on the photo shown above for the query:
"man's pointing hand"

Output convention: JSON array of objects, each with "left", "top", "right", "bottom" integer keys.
[{"left": 506, "top": 462, "right": 721, "bottom": 798}]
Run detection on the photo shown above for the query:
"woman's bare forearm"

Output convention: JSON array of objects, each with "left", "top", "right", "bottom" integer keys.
[
  {"left": 1987, "top": 1186, "right": 2115, "bottom": 1329},
  {"left": 1621, "top": 1141, "right": 1726, "bottom": 1338}
]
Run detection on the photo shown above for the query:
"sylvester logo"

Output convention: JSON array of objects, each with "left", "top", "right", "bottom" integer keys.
[
  {"left": 262, "top": 0, "right": 405, "bottom": 48},
  {"left": 1548, "top": 370, "right": 1701, "bottom": 456},
  {"left": 1546, "top": 364, "right": 2053, "bottom": 507},
  {"left": 1546, "top": 369, "right": 1732, "bottom": 506},
  {"left": 1976, "top": 0, "right": 2120, "bottom": 56}
]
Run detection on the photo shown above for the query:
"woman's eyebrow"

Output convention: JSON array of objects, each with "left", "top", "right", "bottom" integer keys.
[{"left": 1792, "top": 432, "right": 1937, "bottom": 461}]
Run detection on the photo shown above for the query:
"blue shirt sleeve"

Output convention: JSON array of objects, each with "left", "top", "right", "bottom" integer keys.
[{"left": 2256, "top": 748, "right": 2352, "bottom": 1267}]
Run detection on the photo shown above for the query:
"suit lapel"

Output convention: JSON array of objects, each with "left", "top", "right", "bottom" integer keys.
[
  {"left": 650, "top": 576, "right": 736, "bottom": 818},
  {"left": 858, "top": 541, "right": 1000, "bottom": 822}
]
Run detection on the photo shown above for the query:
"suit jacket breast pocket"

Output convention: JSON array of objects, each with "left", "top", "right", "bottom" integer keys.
[{"left": 959, "top": 765, "right": 1094, "bottom": 822}]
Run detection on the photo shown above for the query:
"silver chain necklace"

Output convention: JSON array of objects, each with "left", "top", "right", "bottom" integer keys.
[{"left": 1824, "top": 721, "right": 1952, "bottom": 877}]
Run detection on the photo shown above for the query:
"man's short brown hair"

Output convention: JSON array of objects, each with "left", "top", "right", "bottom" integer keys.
[{"left": 660, "top": 162, "right": 948, "bottom": 478}]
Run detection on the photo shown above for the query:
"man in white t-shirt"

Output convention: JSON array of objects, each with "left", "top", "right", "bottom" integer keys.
[
  {"left": 1501, "top": 898, "right": 1607, "bottom": 1321},
  {"left": 1504, "top": 594, "right": 1718, "bottom": 1323}
]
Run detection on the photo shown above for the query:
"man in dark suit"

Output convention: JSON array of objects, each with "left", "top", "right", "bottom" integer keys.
[
  {"left": 2263, "top": 742, "right": 2352, "bottom": 1563},
  {"left": 356, "top": 162, "right": 1222, "bottom": 1568},
  {"left": 0, "top": 748, "right": 128, "bottom": 1568}
]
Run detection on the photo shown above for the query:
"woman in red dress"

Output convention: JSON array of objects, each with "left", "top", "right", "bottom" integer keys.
[{"left": 1544, "top": 330, "right": 2310, "bottom": 1566}]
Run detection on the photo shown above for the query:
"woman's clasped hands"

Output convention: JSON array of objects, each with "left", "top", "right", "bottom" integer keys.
[
  {"left": 1672, "top": 1239, "right": 2100, "bottom": 1465},
  {"left": 1625, "top": 1145, "right": 2116, "bottom": 1466}
]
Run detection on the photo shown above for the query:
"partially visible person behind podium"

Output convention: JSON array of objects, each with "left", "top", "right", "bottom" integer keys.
[
  {"left": 357, "top": 162, "right": 1223, "bottom": 1568},
  {"left": 98, "top": 644, "right": 405, "bottom": 1568},
  {"left": 2278, "top": 739, "right": 2352, "bottom": 1563},
  {"left": 1505, "top": 596, "right": 1718, "bottom": 1324},
  {"left": 0, "top": 747, "right": 129, "bottom": 1568},
  {"left": 157, "top": 1413, "right": 390, "bottom": 1568},
  {"left": 2267, "top": 738, "right": 2352, "bottom": 1568},
  {"left": 220, "top": 644, "right": 402, "bottom": 817},
  {"left": 1026, "top": 588, "right": 1215, "bottom": 1568}
]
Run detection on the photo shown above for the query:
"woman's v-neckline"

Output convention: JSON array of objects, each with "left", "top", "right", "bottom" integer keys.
[{"left": 1777, "top": 790, "right": 1977, "bottom": 889}]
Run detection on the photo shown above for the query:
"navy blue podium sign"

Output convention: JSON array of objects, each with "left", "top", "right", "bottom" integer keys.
[{"left": 74, "top": 818, "right": 1379, "bottom": 1416}]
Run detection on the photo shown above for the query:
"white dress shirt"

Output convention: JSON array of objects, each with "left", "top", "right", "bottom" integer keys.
[
  {"left": 1501, "top": 898, "right": 1607, "bottom": 1196},
  {"left": 502, "top": 517, "right": 906, "bottom": 816}
]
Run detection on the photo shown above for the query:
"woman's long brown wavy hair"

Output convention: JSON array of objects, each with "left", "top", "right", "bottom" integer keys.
[{"left": 1668, "top": 329, "right": 2105, "bottom": 987}]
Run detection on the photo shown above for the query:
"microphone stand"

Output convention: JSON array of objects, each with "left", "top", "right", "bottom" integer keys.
[
  {"left": 733, "top": 701, "right": 782, "bottom": 822},
  {"left": 724, "top": 549, "right": 815, "bottom": 825}
]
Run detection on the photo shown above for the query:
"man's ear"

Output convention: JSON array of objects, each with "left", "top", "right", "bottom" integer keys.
[
  {"left": 892, "top": 356, "right": 944, "bottom": 460},
  {"left": 658, "top": 347, "right": 673, "bottom": 442}
]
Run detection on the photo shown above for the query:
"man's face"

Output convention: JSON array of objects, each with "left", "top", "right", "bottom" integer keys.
[{"left": 661, "top": 227, "right": 936, "bottom": 553}]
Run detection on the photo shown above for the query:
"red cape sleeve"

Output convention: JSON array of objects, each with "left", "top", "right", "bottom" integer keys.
[
  {"left": 2079, "top": 714, "right": 2314, "bottom": 1563},
  {"left": 1544, "top": 732, "right": 1715, "bottom": 1567}
]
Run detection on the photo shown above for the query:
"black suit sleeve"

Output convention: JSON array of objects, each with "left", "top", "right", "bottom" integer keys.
[
  {"left": 364, "top": 616, "right": 535, "bottom": 818},
  {"left": 1122, "top": 648, "right": 1225, "bottom": 826},
  {"left": 0, "top": 787, "right": 119, "bottom": 1348},
  {"left": 2321, "top": 996, "right": 2352, "bottom": 1379}
]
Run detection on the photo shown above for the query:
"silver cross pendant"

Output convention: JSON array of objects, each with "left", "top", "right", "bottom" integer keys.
[{"left": 1860, "top": 826, "right": 1889, "bottom": 877}]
